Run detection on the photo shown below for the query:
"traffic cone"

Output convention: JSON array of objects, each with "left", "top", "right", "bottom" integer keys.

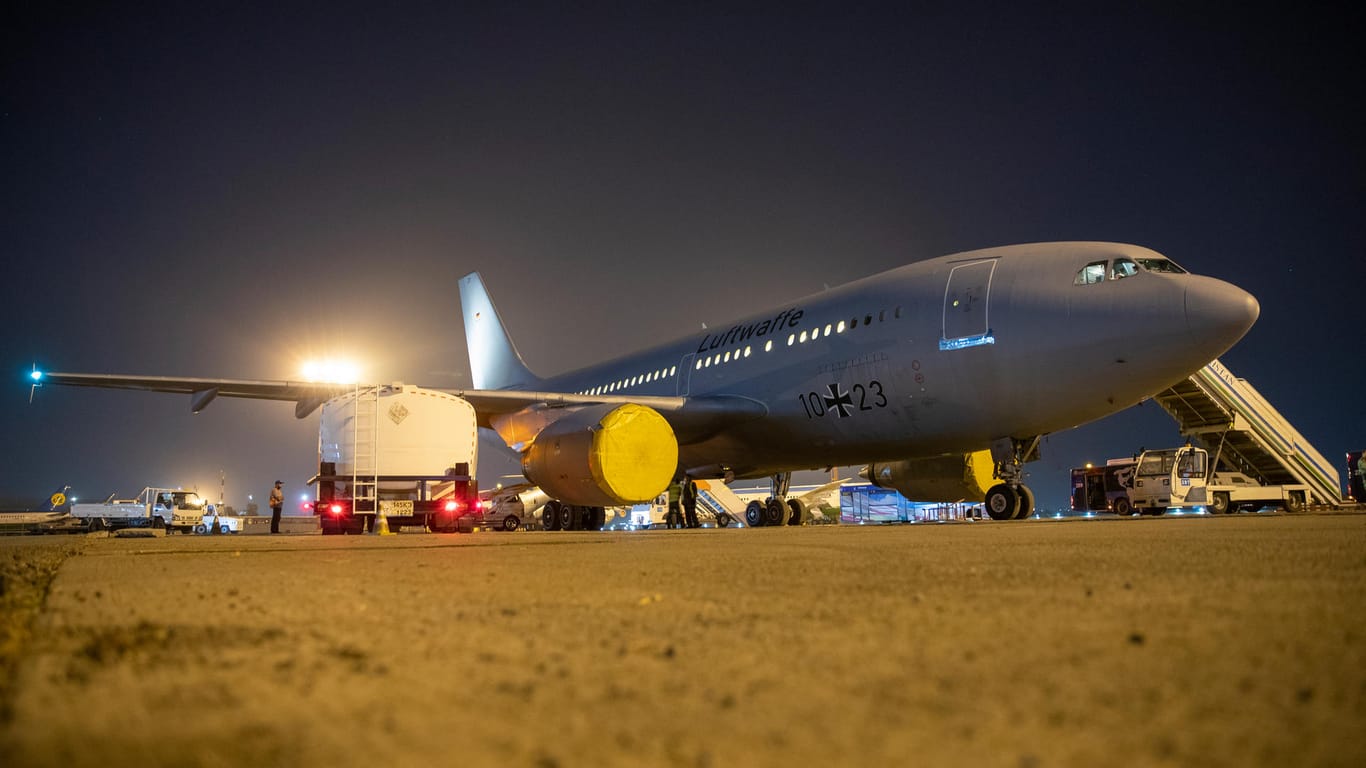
[{"left": 376, "top": 513, "right": 392, "bottom": 535}]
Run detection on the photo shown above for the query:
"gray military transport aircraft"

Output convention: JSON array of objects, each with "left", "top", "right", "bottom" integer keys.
[{"left": 33, "top": 242, "right": 1258, "bottom": 523}]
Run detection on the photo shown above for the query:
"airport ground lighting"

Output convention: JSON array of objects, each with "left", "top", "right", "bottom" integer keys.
[{"left": 300, "top": 359, "right": 361, "bottom": 384}]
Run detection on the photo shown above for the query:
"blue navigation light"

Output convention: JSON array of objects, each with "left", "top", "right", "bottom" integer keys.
[{"left": 29, "top": 369, "right": 43, "bottom": 381}]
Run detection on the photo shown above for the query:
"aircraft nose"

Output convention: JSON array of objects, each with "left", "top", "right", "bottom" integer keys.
[{"left": 1185, "top": 276, "right": 1260, "bottom": 349}]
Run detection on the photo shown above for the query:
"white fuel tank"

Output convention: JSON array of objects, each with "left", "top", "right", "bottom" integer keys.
[{"left": 318, "top": 385, "right": 478, "bottom": 488}]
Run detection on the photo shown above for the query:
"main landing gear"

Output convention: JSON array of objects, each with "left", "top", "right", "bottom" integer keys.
[
  {"left": 984, "top": 436, "right": 1039, "bottom": 521},
  {"left": 742, "top": 472, "right": 809, "bottom": 527},
  {"left": 540, "top": 501, "right": 606, "bottom": 531}
]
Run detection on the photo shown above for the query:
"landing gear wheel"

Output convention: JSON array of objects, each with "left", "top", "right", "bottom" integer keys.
[
  {"left": 542, "top": 501, "right": 563, "bottom": 531},
  {"left": 1013, "top": 485, "right": 1035, "bottom": 520},
  {"left": 745, "top": 500, "right": 766, "bottom": 527},
  {"left": 1113, "top": 497, "right": 1132, "bottom": 517},
  {"left": 764, "top": 498, "right": 786, "bottom": 527},
  {"left": 786, "top": 498, "right": 807, "bottom": 526},
  {"left": 985, "top": 484, "right": 1019, "bottom": 521},
  {"left": 558, "top": 504, "right": 583, "bottom": 531},
  {"left": 502, "top": 515, "right": 520, "bottom": 532},
  {"left": 1210, "top": 492, "right": 1230, "bottom": 515},
  {"left": 587, "top": 507, "right": 606, "bottom": 531}
]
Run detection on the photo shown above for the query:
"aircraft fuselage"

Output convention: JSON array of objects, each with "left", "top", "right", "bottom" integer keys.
[{"left": 540, "top": 242, "right": 1258, "bottom": 479}]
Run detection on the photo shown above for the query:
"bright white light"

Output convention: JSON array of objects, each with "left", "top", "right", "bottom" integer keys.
[{"left": 301, "top": 359, "right": 361, "bottom": 384}]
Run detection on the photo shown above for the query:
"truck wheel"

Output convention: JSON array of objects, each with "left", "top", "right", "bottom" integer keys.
[
  {"left": 502, "top": 515, "right": 520, "bottom": 532},
  {"left": 1210, "top": 492, "right": 1230, "bottom": 514},
  {"left": 89, "top": 518, "right": 105, "bottom": 532},
  {"left": 1113, "top": 498, "right": 1132, "bottom": 517},
  {"left": 1285, "top": 492, "right": 1305, "bottom": 513}
]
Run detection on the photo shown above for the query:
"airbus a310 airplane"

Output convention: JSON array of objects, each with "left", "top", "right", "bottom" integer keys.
[{"left": 33, "top": 242, "right": 1258, "bottom": 522}]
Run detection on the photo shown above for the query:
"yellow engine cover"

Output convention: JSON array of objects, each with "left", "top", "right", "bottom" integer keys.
[{"left": 523, "top": 403, "right": 678, "bottom": 506}]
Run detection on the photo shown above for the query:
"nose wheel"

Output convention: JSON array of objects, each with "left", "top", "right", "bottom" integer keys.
[{"left": 984, "top": 482, "right": 1036, "bottom": 520}]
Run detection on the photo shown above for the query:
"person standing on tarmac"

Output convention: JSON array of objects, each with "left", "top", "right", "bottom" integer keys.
[
  {"left": 666, "top": 481, "right": 684, "bottom": 529},
  {"left": 269, "top": 481, "right": 284, "bottom": 534},
  {"left": 682, "top": 479, "right": 700, "bottom": 528}
]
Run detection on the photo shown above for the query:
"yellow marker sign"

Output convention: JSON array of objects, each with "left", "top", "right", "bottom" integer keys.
[{"left": 50, "top": 492, "right": 66, "bottom": 507}]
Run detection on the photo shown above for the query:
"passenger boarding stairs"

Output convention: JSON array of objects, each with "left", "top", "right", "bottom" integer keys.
[
  {"left": 1152, "top": 359, "right": 1341, "bottom": 506},
  {"left": 350, "top": 387, "right": 381, "bottom": 512},
  {"left": 692, "top": 479, "right": 748, "bottom": 526}
]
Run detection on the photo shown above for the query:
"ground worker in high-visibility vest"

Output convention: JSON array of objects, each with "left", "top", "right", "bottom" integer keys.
[{"left": 666, "top": 481, "right": 684, "bottom": 529}]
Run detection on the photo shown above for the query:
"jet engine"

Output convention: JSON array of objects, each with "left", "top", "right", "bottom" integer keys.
[
  {"left": 522, "top": 403, "right": 678, "bottom": 507},
  {"left": 864, "top": 450, "right": 996, "bottom": 502}
]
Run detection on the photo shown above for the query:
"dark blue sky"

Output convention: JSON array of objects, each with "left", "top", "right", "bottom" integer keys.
[{"left": 3, "top": 3, "right": 1362, "bottom": 511}]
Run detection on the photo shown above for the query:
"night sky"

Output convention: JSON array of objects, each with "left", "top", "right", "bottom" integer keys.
[{"left": 4, "top": 3, "right": 1362, "bottom": 512}]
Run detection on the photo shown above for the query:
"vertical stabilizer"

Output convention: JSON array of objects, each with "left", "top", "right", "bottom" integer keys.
[{"left": 459, "top": 273, "right": 541, "bottom": 390}]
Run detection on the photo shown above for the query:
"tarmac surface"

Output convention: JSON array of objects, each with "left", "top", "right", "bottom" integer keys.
[{"left": 1, "top": 514, "right": 1363, "bottom": 767}]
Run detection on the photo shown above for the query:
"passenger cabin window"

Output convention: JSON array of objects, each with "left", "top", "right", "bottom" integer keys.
[
  {"left": 1111, "top": 258, "right": 1139, "bottom": 280},
  {"left": 1074, "top": 261, "right": 1107, "bottom": 285}
]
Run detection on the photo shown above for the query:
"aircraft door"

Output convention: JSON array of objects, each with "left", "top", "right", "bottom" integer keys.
[
  {"left": 941, "top": 259, "right": 997, "bottom": 350},
  {"left": 677, "top": 353, "right": 695, "bottom": 396}
]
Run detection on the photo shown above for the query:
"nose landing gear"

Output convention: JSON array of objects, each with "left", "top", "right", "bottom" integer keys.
[{"left": 985, "top": 436, "right": 1039, "bottom": 520}]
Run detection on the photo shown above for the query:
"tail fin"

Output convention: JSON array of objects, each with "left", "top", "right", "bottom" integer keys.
[{"left": 458, "top": 272, "right": 541, "bottom": 390}]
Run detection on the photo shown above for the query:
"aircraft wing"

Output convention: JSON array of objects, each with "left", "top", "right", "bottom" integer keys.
[
  {"left": 33, "top": 372, "right": 768, "bottom": 444},
  {"left": 34, "top": 372, "right": 359, "bottom": 418}
]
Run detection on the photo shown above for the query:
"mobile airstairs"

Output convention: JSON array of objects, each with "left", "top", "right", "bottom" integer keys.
[{"left": 1151, "top": 359, "right": 1342, "bottom": 506}]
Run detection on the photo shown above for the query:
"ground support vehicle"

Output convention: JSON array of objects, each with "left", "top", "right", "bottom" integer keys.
[
  {"left": 71, "top": 488, "right": 211, "bottom": 532},
  {"left": 308, "top": 385, "right": 480, "bottom": 534},
  {"left": 482, "top": 484, "right": 550, "bottom": 531},
  {"left": 1120, "top": 445, "right": 1309, "bottom": 515}
]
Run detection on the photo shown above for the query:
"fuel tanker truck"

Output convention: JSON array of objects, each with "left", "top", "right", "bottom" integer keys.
[{"left": 311, "top": 384, "right": 480, "bottom": 534}]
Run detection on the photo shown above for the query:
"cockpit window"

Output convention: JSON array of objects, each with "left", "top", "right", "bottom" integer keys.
[
  {"left": 1136, "top": 257, "right": 1186, "bottom": 274},
  {"left": 1110, "top": 258, "right": 1139, "bottom": 280},
  {"left": 1074, "top": 261, "right": 1107, "bottom": 285}
]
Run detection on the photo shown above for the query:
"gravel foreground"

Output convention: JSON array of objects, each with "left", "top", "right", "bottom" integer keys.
[{"left": 0, "top": 516, "right": 1363, "bottom": 768}]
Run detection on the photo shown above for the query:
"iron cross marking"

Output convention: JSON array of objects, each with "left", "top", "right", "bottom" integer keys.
[{"left": 823, "top": 383, "right": 854, "bottom": 417}]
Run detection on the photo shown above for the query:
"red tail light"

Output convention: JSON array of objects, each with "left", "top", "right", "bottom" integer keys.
[
  {"left": 328, "top": 502, "right": 344, "bottom": 516},
  {"left": 443, "top": 499, "right": 460, "bottom": 513},
  {"left": 473, "top": 500, "right": 483, "bottom": 512}
]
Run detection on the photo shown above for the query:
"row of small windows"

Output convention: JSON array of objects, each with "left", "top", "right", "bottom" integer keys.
[
  {"left": 577, "top": 366, "right": 679, "bottom": 396},
  {"left": 575, "top": 305, "right": 904, "bottom": 394}
]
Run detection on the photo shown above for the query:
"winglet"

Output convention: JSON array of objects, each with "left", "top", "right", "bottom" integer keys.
[{"left": 458, "top": 272, "right": 541, "bottom": 390}]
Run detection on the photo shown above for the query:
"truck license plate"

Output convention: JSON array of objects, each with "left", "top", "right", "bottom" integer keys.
[{"left": 379, "top": 500, "right": 414, "bottom": 516}]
